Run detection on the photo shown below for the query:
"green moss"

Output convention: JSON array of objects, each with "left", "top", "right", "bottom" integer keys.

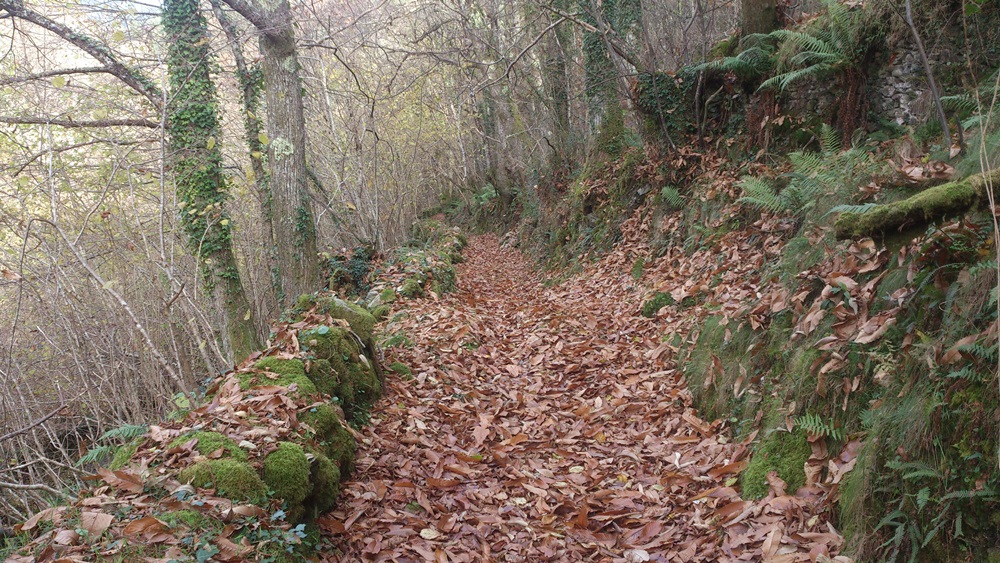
[
  {"left": 241, "top": 357, "right": 317, "bottom": 395},
  {"left": 179, "top": 459, "right": 267, "bottom": 503},
  {"left": 835, "top": 169, "right": 1000, "bottom": 239},
  {"left": 305, "top": 358, "right": 339, "bottom": 397},
  {"left": 168, "top": 431, "right": 247, "bottom": 462},
  {"left": 300, "top": 404, "right": 355, "bottom": 474},
  {"left": 262, "top": 442, "right": 310, "bottom": 520},
  {"left": 371, "top": 304, "right": 391, "bottom": 321},
  {"left": 160, "top": 509, "right": 208, "bottom": 530},
  {"left": 314, "top": 296, "right": 376, "bottom": 341},
  {"left": 740, "top": 428, "right": 812, "bottom": 500},
  {"left": 303, "top": 453, "right": 341, "bottom": 518},
  {"left": 388, "top": 362, "right": 412, "bottom": 376},
  {"left": 400, "top": 276, "right": 424, "bottom": 298},
  {"left": 379, "top": 287, "right": 396, "bottom": 304},
  {"left": 641, "top": 292, "right": 675, "bottom": 317},
  {"left": 109, "top": 438, "right": 141, "bottom": 470}
]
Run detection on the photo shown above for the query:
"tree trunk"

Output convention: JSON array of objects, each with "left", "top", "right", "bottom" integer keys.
[
  {"left": 219, "top": 0, "right": 320, "bottom": 305},
  {"left": 259, "top": 25, "right": 319, "bottom": 303},
  {"left": 163, "top": 0, "right": 259, "bottom": 360},
  {"left": 741, "top": 0, "right": 779, "bottom": 35}
]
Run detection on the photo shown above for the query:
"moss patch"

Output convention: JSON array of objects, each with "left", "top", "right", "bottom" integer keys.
[
  {"left": 241, "top": 357, "right": 317, "bottom": 395},
  {"left": 371, "top": 304, "right": 391, "bottom": 321},
  {"left": 109, "top": 438, "right": 141, "bottom": 470},
  {"left": 314, "top": 296, "right": 376, "bottom": 341},
  {"left": 388, "top": 362, "right": 412, "bottom": 376},
  {"left": 305, "top": 358, "right": 339, "bottom": 397},
  {"left": 262, "top": 442, "right": 310, "bottom": 519},
  {"left": 179, "top": 459, "right": 267, "bottom": 503},
  {"left": 835, "top": 169, "right": 1000, "bottom": 238},
  {"left": 160, "top": 509, "right": 208, "bottom": 530},
  {"left": 299, "top": 404, "right": 355, "bottom": 474},
  {"left": 641, "top": 292, "right": 675, "bottom": 317},
  {"left": 740, "top": 428, "right": 812, "bottom": 500},
  {"left": 400, "top": 276, "right": 424, "bottom": 298},
  {"left": 168, "top": 431, "right": 247, "bottom": 462},
  {"left": 303, "top": 453, "right": 341, "bottom": 518}
]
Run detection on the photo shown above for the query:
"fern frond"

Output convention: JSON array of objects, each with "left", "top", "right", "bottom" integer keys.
[
  {"left": 99, "top": 424, "right": 149, "bottom": 442},
  {"left": 820, "top": 124, "right": 841, "bottom": 154},
  {"left": 77, "top": 445, "right": 114, "bottom": 467},
  {"left": 738, "top": 176, "right": 784, "bottom": 213},
  {"left": 795, "top": 412, "right": 845, "bottom": 440},
  {"left": 826, "top": 203, "right": 878, "bottom": 217}
]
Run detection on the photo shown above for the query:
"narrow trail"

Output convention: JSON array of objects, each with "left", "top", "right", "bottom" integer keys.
[{"left": 322, "top": 226, "right": 844, "bottom": 561}]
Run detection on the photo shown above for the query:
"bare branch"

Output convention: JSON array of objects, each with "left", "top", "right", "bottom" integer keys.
[
  {"left": 0, "top": 0, "right": 162, "bottom": 109},
  {"left": 0, "top": 66, "right": 111, "bottom": 86},
  {"left": 0, "top": 405, "right": 69, "bottom": 444},
  {"left": 0, "top": 116, "right": 159, "bottom": 128}
]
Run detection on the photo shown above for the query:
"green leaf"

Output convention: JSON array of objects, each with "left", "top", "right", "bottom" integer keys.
[
  {"left": 258, "top": 132, "right": 269, "bottom": 145},
  {"left": 206, "top": 136, "right": 216, "bottom": 150},
  {"left": 316, "top": 325, "right": 330, "bottom": 335},
  {"left": 51, "top": 76, "right": 66, "bottom": 88}
]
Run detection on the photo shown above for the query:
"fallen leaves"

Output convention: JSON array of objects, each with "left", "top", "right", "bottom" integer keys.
[{"left": 324, "top": 224, "right": 851, "bottom": 561}]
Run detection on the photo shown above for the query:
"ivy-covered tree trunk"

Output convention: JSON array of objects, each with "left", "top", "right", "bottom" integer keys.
[
  {"left": 542, "top": 3, "right": 573, "bottom": 176},
  {"left": 209, "top": 0, "right": 280, "bottom": 308},
  {"left": 220, "top": 0, "right": 319, "bottom": 304},
  {"left": 163, "top": 0, "right": 259, "bottom": 360},
  {"left": 580, "top": 0, "right": 641, "bottom": 156}
]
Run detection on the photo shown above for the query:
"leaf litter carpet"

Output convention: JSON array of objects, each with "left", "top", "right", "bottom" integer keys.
[{"left": 321, "top": 224, "right": 850, "bottom": 562}]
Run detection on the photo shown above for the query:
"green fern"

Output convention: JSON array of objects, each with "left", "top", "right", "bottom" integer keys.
[
  {"left": 77, "top": 445, "right": 114, "bottom": 467},
  {"left": 98, "top": 424, "right": 148, "bottom": 442},
  {"left": 758, "top": 0, "right": 873, "bottom": 93},
  {"left": 659, "top": 186, "right": 684, "bottom": 210},
  {"left": 795, "top": 412, "right": 845, "bottom": 441}
]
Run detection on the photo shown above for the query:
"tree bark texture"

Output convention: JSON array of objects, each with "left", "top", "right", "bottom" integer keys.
[
  {"left": 258, "top": 12, "right": 320, "bottom": 303},
  {"left": 741, "top": 0, "right": 778, "bottom": 35}
]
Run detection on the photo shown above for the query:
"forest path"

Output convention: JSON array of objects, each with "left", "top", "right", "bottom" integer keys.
[{"left": 321, "top": 226, "right": 844, "bottom": 562}]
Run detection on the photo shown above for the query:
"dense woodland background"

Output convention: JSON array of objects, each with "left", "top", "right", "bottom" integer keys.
[{"left": 1, "top": 0, "right": 1000, "bottom": 559}]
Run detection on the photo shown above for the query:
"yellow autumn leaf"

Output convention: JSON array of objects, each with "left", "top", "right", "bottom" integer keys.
[
  {"left": 257, "top": 132, "right": 269, "bottom": 145},
  {"left": 51, "top": 76, "right": 66, "bottom": 88},
  {"left": 206, "top": 136, "right": 216, "bottom": 150},
  {"left": 112, "top": 30, "right": 125, "bottom": 42},
  {"left": 243, "top": 309, "right": 251, "bottom": 321}
]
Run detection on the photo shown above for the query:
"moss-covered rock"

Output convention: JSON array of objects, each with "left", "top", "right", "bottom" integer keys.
[
  {"left": 300, "top": 404, "right": 355, "bottom": 474},
  {"left": 371, "top": 304, "right": 391, "bottom": 321},
  {"left": 400, "top": 276, "right": 424, "bottom": 298},
  {"left": 740, "top": 428, "right": 812, "bottom": 499},
  {"left": 179, "top": 459, "right": 267, "bottom": 503},
  {"left": 262, "top": 442, "right": 311, "bottom": 520},
  {"left": 168, "top": 431, "right": 247, "bottom": 462},
  {"left": 304, "top": 358, "right": 339, "bottom": 397},
  {"left": 835, "top": 169, "right": 1000, "bottom": 239},
  {"left": 314, "top": 296, "right": 376, "bottom": 341},
  {"left": 109, "top": 438, "right": 142, "bottom": 470},
  {"left": 303, "top": 453, "right": 341, "bottom": 518},
  {"left": 379, "top": 287, "right": 397, "bottom": 305},
  {"left": 241, "top": 357, "right": 317, "bottom": 395},
  {"left": 641, "top": 292, "right": 675, "bottom": 317}
]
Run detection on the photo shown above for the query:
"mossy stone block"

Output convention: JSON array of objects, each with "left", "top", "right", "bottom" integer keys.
[
  {"left": 301, "top": 404, "right": 355, "bottom": 474},
  {"left": 262, "top": 442, "right": 310, "bottom": 519},
  {"left": 304, "top": 453, "right": 341, "bottom": 518},
  {"left": 315, "top": 296, "right": 376, "bottom": 341},
  {"left": 641, "top": 292, "right": 675, "bottom": 318},
  {"left": 168, "top": 431, "right": 247, "bottom": 462},
  {"left": 242, "top": 357, "right": 317, "bottom": 395},
  {"left": 305, "top": 358, "right": 340, "bottom": 397},
  {"left": 371, "top": 304, "right": 391, "bottom": 321},
  {"left": 400, "top": 276, "right": 424, "bottom": 298},
  {"left": 179, "top": 459, "right": 267, "bottom": 503}
]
